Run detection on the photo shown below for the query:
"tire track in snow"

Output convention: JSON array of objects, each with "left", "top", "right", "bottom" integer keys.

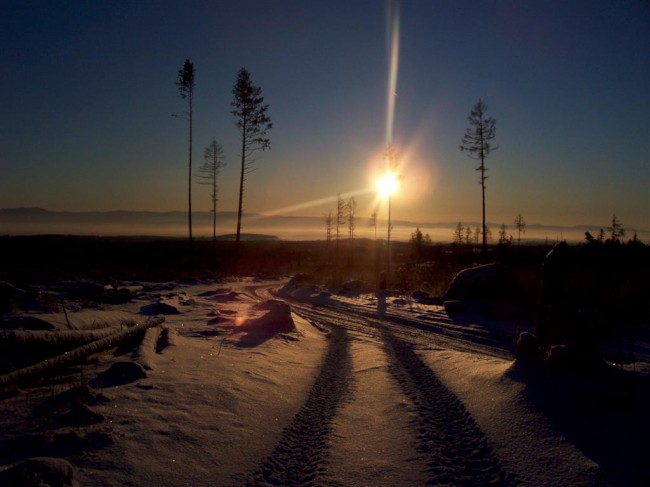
[
  {"left": 278, "top": 288, "right": 513, "bottom": 360},
  {"left": 379, "top": 326, "right": 516, "bottom": 485},
  {"left": 277, "top": 288, "right": 515, "bottom": 485},
  {"left": 246, "top": 324, "right": 352, "bottom": 486}
]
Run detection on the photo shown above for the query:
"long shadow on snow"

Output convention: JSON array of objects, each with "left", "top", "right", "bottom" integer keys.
[
  {"left": 506, "top": 361, "right": 649, "bottom": 486},
  {"left": 0, "top": 430, "right": 112, "bottom": 466},
  {"left": 233, "top": 330, "right": 276, "bottom": 348}
]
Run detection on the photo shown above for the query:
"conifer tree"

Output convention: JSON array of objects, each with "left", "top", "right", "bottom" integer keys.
[
  {"left": 460, "top": 99, "right": 497, "bottom": 256},
  {"left": 231, "top": 68, "right": 272, "bottom": 271},
  {"left": 514, "top": 213, "right": 526, "bottom": 246},
  {"left": 452, "top": 222, "right": 464, "bottom": 245},
  {"left": 347, "top": 196, "right": 357, "bottom": 242},
  {"left": 176, "top": 59, "right": 195, "bottom": 261},
  {"left": 196, "top": 138, "right": 226, "bottom": 243}
]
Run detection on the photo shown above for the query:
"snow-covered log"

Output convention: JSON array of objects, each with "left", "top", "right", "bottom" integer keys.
[{"left": 0, "top": 316, "right": 164, "bottom": 388}]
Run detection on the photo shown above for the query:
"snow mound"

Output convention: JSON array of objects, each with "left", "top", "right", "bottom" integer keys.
[
  {"left": 242, "top": 302, "right": 296, "bottom": 334},
  {"left": 213, "top": 291, "right": 241, "bottom": 302},
  {"left": 140, "top": 302, "right": 179, "bottom": 315},
  {"left": 0, "top": 457, "right": 78, "bottom": 487},
  {"left": 445, "top": 263, "right": 518, "bottom": 302}
]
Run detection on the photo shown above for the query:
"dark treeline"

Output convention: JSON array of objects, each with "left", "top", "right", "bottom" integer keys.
[
  {"left": 0, "top": 235, "right": 546, "bottom": 297},
  {"left": 1, "top": 235, "right": 647, "bottom": 332}
]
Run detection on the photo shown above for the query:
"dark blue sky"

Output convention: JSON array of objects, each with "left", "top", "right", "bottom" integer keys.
[{"left": 1, "top": 0, "right": 648, "bottom": 231}]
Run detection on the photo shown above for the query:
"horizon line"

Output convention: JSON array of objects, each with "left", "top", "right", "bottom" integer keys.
[{"left": 1, "top": 206, "right": 648, "bottom": 233}]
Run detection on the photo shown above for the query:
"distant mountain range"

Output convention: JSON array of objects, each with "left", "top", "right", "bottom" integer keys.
[{"left": 0, "top": 207, "right": 646, "bottom": 243}]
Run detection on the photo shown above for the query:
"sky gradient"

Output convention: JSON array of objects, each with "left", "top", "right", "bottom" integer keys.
[{"left": 1, "top": 0, "right": 649, "bottom": 233}]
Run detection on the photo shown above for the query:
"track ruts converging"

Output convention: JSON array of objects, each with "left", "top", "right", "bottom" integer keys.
[{"left": 245, "top": 285, "right": 515, "bottom": 485}]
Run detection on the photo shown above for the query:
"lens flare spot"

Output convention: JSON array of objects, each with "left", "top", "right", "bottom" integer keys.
[{"left": 377, "top": 173, "right": 399, "bottom": 198}]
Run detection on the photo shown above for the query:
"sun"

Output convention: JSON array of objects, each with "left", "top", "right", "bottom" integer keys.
[{"left": 377, "top": 172, "right": 399, "bottom": 198}]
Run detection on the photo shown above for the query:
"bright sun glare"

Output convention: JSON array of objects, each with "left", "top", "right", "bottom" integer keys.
[{"left": 377, "top": 173, "right": 399, "bottom": 198}]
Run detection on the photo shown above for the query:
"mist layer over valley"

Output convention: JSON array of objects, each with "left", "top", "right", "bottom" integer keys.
[{"left": 3, "top": 207, "right": 644, "bottom": 244}]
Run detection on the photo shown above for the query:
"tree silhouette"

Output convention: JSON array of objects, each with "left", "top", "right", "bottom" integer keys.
[
  {"left": 231, "top": 68, "right": 272, "bottom": 272},
  {"left": 498, "top": 223, "right": 510, "bottom": 246},
  {"left": 460, "top": 99, "right": 498, "bottom": 256},
  {"left": 324, "top": 211, "right": 333, "bottom": 246},
  {"left": 347, "top": 196, "right": 357, "bottom": 242},
  {"left": 452, "top": 222, "right": 464, "bottom": 245},
  {"left": 464, "top": 225, "right": 472, "bottom": 246},
  {"left": 176, "top": 59, "right": 195, "bottom": 263},
  {"left": 410, "top": 226, "right": 431, "bottom": 261},
  {"left": 514, "top": 213, "right": 526, "bottom": 246},
  {"left": 370, "top": 211, "right": 378, "bottom": 240},
  {"left": 607, "top": 214, "right": 625, "bottom": 243},
  {"left": 335, "top": 194, "right": 347, "bottom": 251},
  {"left": 196, "top": 138, "right": 226, "bottom": 244},
  {"left": 333, "top": 194, "right": 347, "bottom": 282}
]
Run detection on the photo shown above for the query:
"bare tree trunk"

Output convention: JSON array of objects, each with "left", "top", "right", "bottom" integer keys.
[
  {"left": 188, "top": 97, "right": 193, "bottom": 274},
  {"left": 234, "top": 125, "right": 246, "bottom": 275},
  {"left": 481, "top": 161, "right": 486, "bottom": 256}
]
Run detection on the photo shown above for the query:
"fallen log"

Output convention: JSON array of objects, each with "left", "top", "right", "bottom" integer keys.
[
  {"left": 2, "top": 327, "right": 128, "bottom": 352},
  {"left": 0, "top": 316, "right": 165, "bottom": 389},
  {"left": 131, "top": 325, "right": 162, "bottom": 370}
]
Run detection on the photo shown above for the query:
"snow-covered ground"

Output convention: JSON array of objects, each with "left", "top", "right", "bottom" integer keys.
[{"left": 1, "top": 277, "right": 648, "bottom": 486}]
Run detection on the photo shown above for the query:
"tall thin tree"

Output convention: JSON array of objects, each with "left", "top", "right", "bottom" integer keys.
[
  {"left": 370, "top": 211, "right": 378, "bottom": 240},
  {"left": 347, "top": 196, "right": 357, "bottom": 267},
  {"left": 347, "top": 196, "right": 357, "bottom": 242},
  {"left": 335, "top": 194, "right": 347, "bottom": 253},
  {"left": 514, "top": 213, "right": 526, "bottom": 246},
  {"left": 334, "top": 194, "right": 347, "bottom": 277},
  {"left": 231, "top": 68, "right": 272, "bottom": 272},
  {"left": 324, "top": 211, "right": 333, "bottom": 246},
  {"left": 459, "top": 99, "right": 497, "bottom": 256},
  {"left": 176, "top": 59, "right": 195, "bottom": 262},
  {"left": 196, "top": 138, "right": 226, "bottom": 243}
]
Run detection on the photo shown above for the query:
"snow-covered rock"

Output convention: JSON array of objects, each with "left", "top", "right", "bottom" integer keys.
[{"left": 445, "top": 263, "right": 518, "bottom": 302}]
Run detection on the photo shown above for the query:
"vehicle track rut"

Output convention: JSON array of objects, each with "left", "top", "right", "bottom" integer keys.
[
  {"left": 380, "top": 326, "right": 514, "bottom": 485},
  {"left": 246, "top": 325, "right": 352, "bottom": 486},
  {"left": 246, "top": 284, "right": 514, "bottom": 485}
]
